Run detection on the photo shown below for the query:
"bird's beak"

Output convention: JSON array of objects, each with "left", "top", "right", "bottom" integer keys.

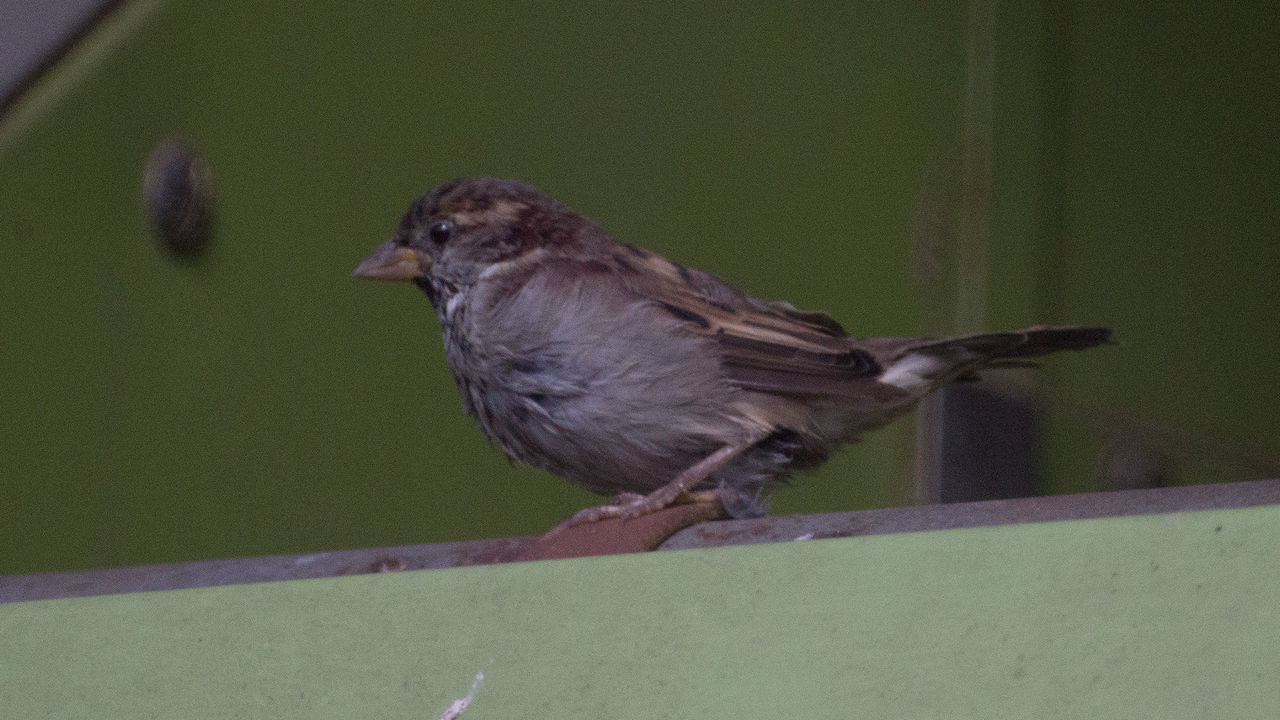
[{"left": 352, "top": 239, "right": 429, "bottom": 281}]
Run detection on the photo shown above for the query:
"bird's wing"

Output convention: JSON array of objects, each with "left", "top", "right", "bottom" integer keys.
[{"left": 603, "top": 246, "right": 892, "bottom": 398}]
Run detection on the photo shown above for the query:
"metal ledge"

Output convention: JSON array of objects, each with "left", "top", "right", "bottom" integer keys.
[{"left": 3, "top": 479, "right": 1277, "bottom": 603}]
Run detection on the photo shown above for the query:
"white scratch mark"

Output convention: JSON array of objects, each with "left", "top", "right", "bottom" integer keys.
[{"left": 437, "top": 671, "right": 484, "bottom": 720}]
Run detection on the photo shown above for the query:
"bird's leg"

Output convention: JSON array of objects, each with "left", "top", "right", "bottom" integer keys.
[
  {"left": 622, "top": 443, "right": 749, "bottom": 518},
  {"left": 607, "top": 492, "right": 645, "bottom": 505},
  {"left": 608, "top": 490, "right": 720, "bottom": 507},
  {"left": 562, "top": 442, "right": 751, "bottom": 527}
]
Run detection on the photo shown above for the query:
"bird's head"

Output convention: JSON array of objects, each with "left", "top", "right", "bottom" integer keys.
[{"left": 353, "top": 178, "right": 596, "bottom": 308}]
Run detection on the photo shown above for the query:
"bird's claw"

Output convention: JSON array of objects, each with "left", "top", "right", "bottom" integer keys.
[{"left": 553, "top": 489, "right": 722, "bottom": 532}]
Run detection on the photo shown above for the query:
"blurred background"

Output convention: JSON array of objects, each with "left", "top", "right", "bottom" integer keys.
[{"left": 1, "top": 1, "right": 1276, "bottom": 575}]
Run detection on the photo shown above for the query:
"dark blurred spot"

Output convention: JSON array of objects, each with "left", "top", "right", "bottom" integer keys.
[
  {"left": 1098, "top": 437, "right": 1174, "bottom": 491},
  {"left": 143, "top": 137, "right": 214, "bottom": 260}
]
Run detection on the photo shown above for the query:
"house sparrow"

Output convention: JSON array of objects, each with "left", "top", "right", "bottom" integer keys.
[{"left": 354, "top": 178, "right": 1110, "bottom": 523}]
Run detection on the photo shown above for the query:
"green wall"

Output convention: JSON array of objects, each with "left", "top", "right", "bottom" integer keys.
[{"left": 2, "top": 2, "right": 1276, "bottom": 574}]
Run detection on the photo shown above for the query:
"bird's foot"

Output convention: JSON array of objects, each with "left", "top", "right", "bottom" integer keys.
[
  {"left": 554, "top": 489, "right": 723, "bottom": 531},
  {"left": 549, "top": 442, "right": 749, "bottom": 534},
  {"left": 523, "top": 493, "right": 728, "bottom": 560}
]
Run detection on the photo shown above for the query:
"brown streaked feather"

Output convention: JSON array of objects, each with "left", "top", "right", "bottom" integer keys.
[
  {"left": 758, "top": 300, "right": 848, "bottom": 336},
  {"left": 600, "top": 245, "right": 885, "bottom": 397}
]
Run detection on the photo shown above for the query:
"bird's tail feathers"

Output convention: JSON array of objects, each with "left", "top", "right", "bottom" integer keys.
[
  {"left": 912, "top": 326, "right": 1113, "bottom": 359},
  {"left": 878, "top": 326, "right": 1111, "bottom": 393}
]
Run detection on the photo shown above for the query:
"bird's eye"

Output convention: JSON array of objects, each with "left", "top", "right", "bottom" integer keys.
[{"left": 429, "top": 220, "right": 454, "bottom": 244}]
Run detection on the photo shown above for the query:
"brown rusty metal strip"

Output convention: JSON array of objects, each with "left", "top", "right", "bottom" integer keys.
[
  {"left": 0, "top": 536, "right": 533, "bottom": 604},
  {"left": 3, "top": 480, "right": 1277, "bottom": 603}
]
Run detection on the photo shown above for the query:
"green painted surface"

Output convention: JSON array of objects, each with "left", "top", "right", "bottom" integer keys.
[
  {"left": 3, "top": 505, "right": 1277, "bottom": 718},
  {"left": 1, "top": 1, "right": 1277, "bottom": 575}
]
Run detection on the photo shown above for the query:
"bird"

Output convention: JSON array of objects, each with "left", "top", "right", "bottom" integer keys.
[{"left": 354, "top": 178, "right": 1111, "bottom": 524}]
